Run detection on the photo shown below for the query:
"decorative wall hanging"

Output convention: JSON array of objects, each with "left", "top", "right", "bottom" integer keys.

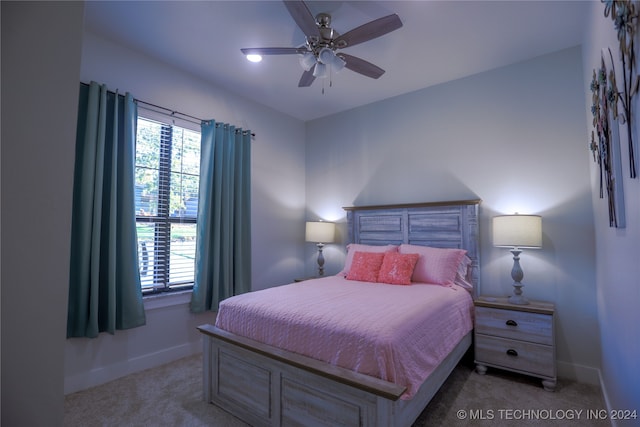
[
  {"left": 602, "top": 0, "right": 639, "bottom": 178},
  {"left": 590, "top": 51, "right": 626, "bottom": 228},
  {"left": 606, "top": 49, "right": 627, "bottom": 228}
]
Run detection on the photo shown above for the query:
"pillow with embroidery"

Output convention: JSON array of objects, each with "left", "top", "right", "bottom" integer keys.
[
  {"left": 346, "top": 251, "right": 385, "bottom": 282},
  {"left": 378, "top": 252, "right": 420, "bottom": 285}
]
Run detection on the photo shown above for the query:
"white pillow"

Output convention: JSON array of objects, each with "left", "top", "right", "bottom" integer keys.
[
  {"left": 454, "top": 255, "right": 474, "bottom": 291},
  {"left": 398, "top": 244, "right": 467, "bottom": 286}
]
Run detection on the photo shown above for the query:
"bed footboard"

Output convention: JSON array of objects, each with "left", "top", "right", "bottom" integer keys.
[{"left": 198, "top": 324, "right": 471, "bottom": 427}]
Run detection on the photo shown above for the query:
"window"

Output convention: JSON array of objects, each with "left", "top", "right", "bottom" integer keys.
[{"left": 135, "top": 117, "right": 200, "bottom": 293}]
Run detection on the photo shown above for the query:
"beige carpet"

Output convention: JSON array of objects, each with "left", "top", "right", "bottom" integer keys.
[{"left": 65, "top": 351, "right": 609, "bottom": 426}]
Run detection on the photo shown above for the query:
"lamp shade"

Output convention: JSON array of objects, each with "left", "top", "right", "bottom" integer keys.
[
  {"left": 299, "top": 52, "right": 316, "bottom": 71},
  {"left": 493, "top": 215, "right": 542, "bottom": 248},
  {"left": 330, "top": 53, "right": 346, "bottom": 72},
  {"left": 313, "top": 62, "right": 327, "bottom": 78},
  {"left": 305, "top": 221, "right": 335, "bottom": 243},
  {"left": 318, "top": 47, "right": 334, "bottom": 64}
]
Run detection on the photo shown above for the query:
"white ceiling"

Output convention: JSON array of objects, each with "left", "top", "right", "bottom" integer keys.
[{"left": 84, "top": 1, "right": 589, "bottom": 122}]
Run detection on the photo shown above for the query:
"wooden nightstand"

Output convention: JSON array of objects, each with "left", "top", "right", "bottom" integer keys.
[
  {"left": 474, "top": 297, "right": 556, "bottom": 391},
  {"left": 293, "top": 277, "right": 318, "bottom": 282}
]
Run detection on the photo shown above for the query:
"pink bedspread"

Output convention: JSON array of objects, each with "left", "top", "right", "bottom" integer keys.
[{"left": 215, "top": 275, "right": 474, "bottom": 399}]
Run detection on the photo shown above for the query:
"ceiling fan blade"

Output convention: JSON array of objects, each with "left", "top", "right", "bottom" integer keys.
[
  {"left": 241, "top": 47, "right": 307, "bottom": 56},
  {"left": 298, "top": 66, "right": 316, "bottom": 87},
  {"left": 334, "top": 14, "right": 402, "bottom": 48},
  {"left": 340, "top": 54, "right": 385, "bottom": 79},
  {"left": 283, "top": 1, "right": 320, "bottom": 40}
]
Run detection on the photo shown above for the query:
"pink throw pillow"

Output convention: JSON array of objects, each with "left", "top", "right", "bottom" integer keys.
[
  {"left": 399, "top": 244, "right": 467, "bottom": 286},
  {"left": 346, "top": 251, "right": 385, "bottom": 282},
  {"left": 340, "top": 244, "right": 398, "bottom": 276},
  {"left": 378, "top": 252, "right": 420, "bottom": 285}
]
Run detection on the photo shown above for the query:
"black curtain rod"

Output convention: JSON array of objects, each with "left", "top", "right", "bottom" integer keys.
[
  {"left": 136, "top": 99, "right": 202, "bottom": 124},
  {"left": 137, "top": 99, "right": 255, "bottom": 137},
  {"left": 80, "top": 82, "right": 255, "bottom": 137}
]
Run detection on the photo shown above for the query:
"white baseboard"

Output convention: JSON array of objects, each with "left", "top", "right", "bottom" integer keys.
[
  {"left": 64, "top": 340, "right": 202, "bottom": 395},
  {"left": 557, "top": 360, "right": 601, "bottom": 385},
  {"left": 598, "top": 370, "right": 619, "bottom": 427}
]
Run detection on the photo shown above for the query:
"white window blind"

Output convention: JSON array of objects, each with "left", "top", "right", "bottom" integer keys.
[{"left": 135, "top": 117, "right": 200, "bottom": 293}]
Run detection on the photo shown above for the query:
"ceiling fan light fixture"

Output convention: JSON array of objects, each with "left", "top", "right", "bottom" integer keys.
[
  {"left": 317, "top": 47, "right": 334, "bottom": 65},
  {"left": 331, "top": 54, "right": 346, "bottom": 73},
  {"left": 246, "top": 54, "right": 262, "bottom": 63},
  {"left": 313, "top": 62, "right": 328, "bottom": 78},
  {"left": 299, "top": 52, "right": 316, "bottom": 71},
  {"left": 317, "top": 47, "right": 346, "bottom": 73}
]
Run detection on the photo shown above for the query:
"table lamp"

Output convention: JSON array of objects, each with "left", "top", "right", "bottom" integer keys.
[
  {"left": 305, "top": 221, "right": 335, "bottom": 276},
  {"left": 493, "top": 214, "right": 542, "bottom": 305}
]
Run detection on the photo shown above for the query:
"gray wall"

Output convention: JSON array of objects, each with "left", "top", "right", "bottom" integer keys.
[
  {"left": 305, "top": 46, "right": 601, "bottom": 383},
  {"left": 582, "top": 2, "right": 640, "bottom": 420},
  {"left": 1, "top": 2, "right": 85, "bottom": 425}
]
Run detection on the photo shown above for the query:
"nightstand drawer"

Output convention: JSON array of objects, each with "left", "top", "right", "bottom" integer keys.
[
  {"left": 475, "top": 334, "right": 554, "bottom": 378},
  {"left": 475, "top": 306, "right": 553, "bottom": 345}
]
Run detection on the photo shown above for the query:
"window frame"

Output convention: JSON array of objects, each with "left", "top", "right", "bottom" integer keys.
[{"left": 135, "top": 115, "right": 200, "bottom": 295}]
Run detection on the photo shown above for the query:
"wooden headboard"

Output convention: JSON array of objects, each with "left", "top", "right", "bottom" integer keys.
[{"left": 344, "top": 199, "right": 481, "bottom": 296}]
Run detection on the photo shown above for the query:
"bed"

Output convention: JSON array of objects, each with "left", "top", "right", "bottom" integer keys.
[{"left": 198, "top": 199, "right": 481, "bottom": 426}]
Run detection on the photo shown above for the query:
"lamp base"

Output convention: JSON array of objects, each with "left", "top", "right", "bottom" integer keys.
[
  {"left": 508, "top": 294, "right": 530, "bottom": 305},
  {"left": 316, "top": 243, "right": 325, "bottom": 276},
  {"left": 509, "top": 282, "right": 529, "bottom": 305}
]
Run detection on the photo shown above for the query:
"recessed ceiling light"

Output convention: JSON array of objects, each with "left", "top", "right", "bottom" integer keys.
[{"left": 246, "top": 54, "right": 262, "bottom": 63}]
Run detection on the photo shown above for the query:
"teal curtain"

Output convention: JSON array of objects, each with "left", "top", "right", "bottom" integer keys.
[
  {"left": 191, "top": 120, "right": 251, "bottom": 312},
  {"left": 67, "top": 82, "right": 146, "bottom": 338}
]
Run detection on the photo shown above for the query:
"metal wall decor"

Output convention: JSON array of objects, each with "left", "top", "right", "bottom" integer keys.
[
  {"left": 590, "top": 51, "right": 626, "bottom": 228},
  {"left": 602, "top": 0, "right": 639, "bottom": 178}
]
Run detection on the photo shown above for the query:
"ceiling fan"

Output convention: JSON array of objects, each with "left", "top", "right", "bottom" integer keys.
[{"left": 241, "top": 0, "right": 403, "bottom": 87}]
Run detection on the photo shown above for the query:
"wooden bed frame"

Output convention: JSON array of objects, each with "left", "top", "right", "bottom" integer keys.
[{"left": 198, "top": 199, "right": 481, "bottom": 426}]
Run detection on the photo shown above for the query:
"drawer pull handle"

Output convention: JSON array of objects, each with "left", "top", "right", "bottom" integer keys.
[
  {"left": 506, "top": 349, "right": 518, "bottom": 357},
  {"left": 506, "top": 319, "right": 518, "bottom": 327}
]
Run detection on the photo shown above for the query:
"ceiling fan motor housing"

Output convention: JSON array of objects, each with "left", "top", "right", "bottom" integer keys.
[{"left": 307, "top": 12, "right": 345, "bottom": 55}]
